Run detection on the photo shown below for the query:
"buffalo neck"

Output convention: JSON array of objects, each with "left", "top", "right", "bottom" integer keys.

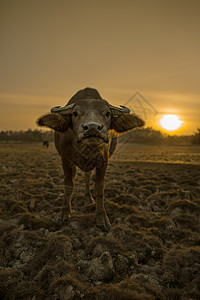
[{"left": 71, "top": 140, "right": 109, "bottom": 172}]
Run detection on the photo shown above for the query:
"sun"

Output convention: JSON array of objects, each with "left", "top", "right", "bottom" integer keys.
[{"left": 160, "top": 115, "right": 183, "bottom": 131}]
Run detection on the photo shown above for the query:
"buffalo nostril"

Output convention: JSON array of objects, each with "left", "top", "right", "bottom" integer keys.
[
  {"left": 83, "top": 125, "right": 88, "bottom": 131},
  {"left": 98, "top": 124, "right": 103, "bottom": 131},
  {"left": 83, "top": 123, "right": 103, "bottom": 132}
]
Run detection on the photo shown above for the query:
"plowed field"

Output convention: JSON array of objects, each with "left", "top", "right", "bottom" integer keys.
[{"left": 0, "top": 143, "right": 200, "bottom": 299}]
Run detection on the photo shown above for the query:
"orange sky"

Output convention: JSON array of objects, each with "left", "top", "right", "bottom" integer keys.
[{"left": 0, "top": 0, "right": 200, "bottom": 135}]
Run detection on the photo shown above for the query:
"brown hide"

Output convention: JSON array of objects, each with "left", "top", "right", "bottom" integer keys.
[{"left": 37, "top": 87, "right": 145, "bottom": 231}]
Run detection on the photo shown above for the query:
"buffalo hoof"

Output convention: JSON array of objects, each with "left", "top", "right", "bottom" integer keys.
[
  {"left": 96, "top": 224, "right": 111, "bottom": 232},
  {"left": 56, "top": 216, "right": 69, "bottom": 224},
  {"left": 96, "top": 222, "right": 111, "bottom": 232},
  {"left": 84, "top": 194, "right": 95, "bottom": 204},
  {"left": 95, "top": 212, "right": 111, "bottom": 232},
  {"left": 56, "top": 217, "right": 63, "bottom": 224}
]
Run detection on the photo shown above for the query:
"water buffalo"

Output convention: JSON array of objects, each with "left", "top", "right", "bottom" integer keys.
[
  {"left": 37, "top": 87, "right": 145, "bottom": 231},
  {"left": 43, "top": 140, "right": 49, "bottom": 148}
]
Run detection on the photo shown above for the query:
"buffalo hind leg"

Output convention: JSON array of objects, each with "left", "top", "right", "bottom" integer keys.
[
  {"left": 94, "top": 166, "right": 111, "bottom": 232},
  {"left": 57, "top": 164, "right": 76, "bottom": 224},
  {"left": 84, "top": 171, "right": 94, "bottom": 204}
]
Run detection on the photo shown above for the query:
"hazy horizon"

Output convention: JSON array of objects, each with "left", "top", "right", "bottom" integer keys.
[{"left": 1, "top": 0, "right": 199, "bottom": 135}]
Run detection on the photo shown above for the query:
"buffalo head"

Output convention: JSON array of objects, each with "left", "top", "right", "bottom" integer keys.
[{"left": 37, "top": 96, "right": 144, "bottom": 146}]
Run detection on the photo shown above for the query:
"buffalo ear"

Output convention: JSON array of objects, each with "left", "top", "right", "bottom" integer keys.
[
  {"left": 111, "top": 113, "right": 145, "bottom": 133},
  {"left": 37, "top": 113, "right": 71, "bottom": 132}
]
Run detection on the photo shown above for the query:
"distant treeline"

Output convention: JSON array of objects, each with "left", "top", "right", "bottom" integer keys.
[
  {"left": 0, "top": 129, "right": 54, "bottom": 143},
  {"left": 0, "top": 127, "right": 200, "bottom": 145},
  {"left": 119, "top": 127, "right": 200, "bottom": 145}
]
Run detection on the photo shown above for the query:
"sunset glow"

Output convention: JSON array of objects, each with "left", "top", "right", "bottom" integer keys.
[
  {"left": 0, "top": 1, "right": 199, "bottom": 134},
  {"left": 160, "top": 115, "right": 183, "bottom": 131}
]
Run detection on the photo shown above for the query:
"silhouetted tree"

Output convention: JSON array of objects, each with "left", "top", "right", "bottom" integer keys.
[{"left": 191, "top": 128, "right": 200, "bottom": 145}]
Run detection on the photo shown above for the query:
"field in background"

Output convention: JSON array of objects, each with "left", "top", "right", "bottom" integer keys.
[
  {"left": 1, "top": 142, "right": 199, "bottom": 164},
  {"left": 0, "top": 142, "right": 200, "bottom": 299},
  {"left": 113, "top": 143, "right": 200, "bottom": 164}
]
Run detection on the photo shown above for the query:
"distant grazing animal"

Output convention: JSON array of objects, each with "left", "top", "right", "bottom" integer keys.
[
  {"left": 43, "top": 140, "right": 49, "bottom": 148},
  {"left": 37, "top": 87, "right": 145, "bottom": 231}
]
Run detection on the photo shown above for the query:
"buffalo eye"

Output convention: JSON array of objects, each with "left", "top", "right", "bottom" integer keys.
[
  {"left": 72, "top": 111, "right": 78, "bottom": 117},
  {"left": 106, "top": 111, "right": 111, "bottom": 118}
]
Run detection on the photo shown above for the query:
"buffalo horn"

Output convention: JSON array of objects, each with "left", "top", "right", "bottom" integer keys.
[
  {"left": 51, "top": 103, "right": 75, "bottom": 114},
  {"left": 109, "top": 104, "right": 130, "bottom": 114}
]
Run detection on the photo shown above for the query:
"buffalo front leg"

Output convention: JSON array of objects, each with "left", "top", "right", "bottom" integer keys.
[
  {"left": 84, "top": 171, "right": 94, "bottom": 204},
  {"left": 94, "top": 166, "right": 111, "bottom": 232},
  {"left": 57, "top": 164, "right": 76, "bottom": 224}
]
